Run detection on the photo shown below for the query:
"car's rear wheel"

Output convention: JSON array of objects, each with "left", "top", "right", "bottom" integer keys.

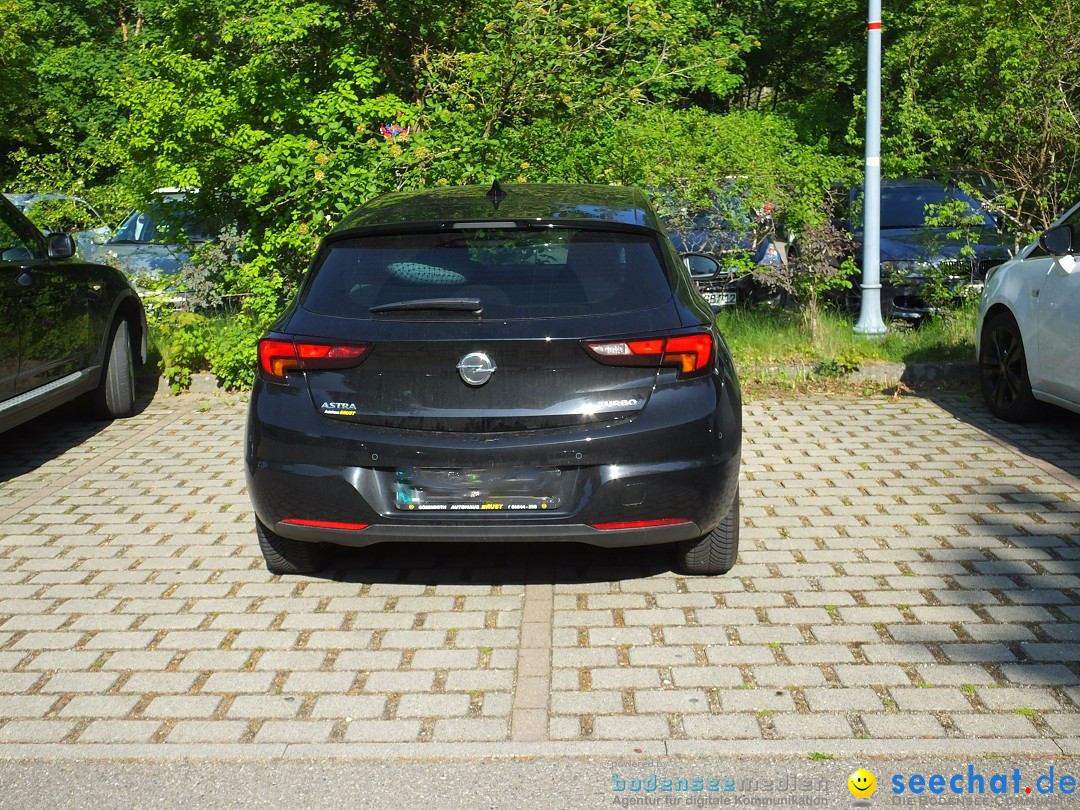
[
  {"left": 676, "top": 490, "right": 740, "bottom": 575},
  {"left": 979, "top": 311, "right": 1043, "bottom": 422},
  {"left": 256, "top": 519, "right": 328, "bottom": 575},
  {"left": 93, "top": 319, "right": 135, "bottom": 419}
]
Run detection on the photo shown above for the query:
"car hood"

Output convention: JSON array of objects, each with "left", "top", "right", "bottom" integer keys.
[
  {"left": 98, "top": 243, "right": 191, "bottom": 278},
  {"left": 853, "top": 226, "right": 1012, "bottom": 263}
]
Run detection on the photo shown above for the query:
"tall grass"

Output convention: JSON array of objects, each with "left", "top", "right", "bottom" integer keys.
[{"left": 716, "top": 305, "right": 977, "bottom": 367}]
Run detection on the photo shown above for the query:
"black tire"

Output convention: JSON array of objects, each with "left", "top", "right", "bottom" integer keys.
[
  {"left": 979, "top": 311, "right": 1044, "bottom": 422},
  {"left": 93, "top": 319, "right": 135, "bottom": 419},
  {"left": 256, "top": 519, "right": 328, "bottom": 575},
  {"left": 676, "top": 491, "right": 740, "bottom": 575}
]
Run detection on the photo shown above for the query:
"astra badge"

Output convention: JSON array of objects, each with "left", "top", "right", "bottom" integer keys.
[{"left": 457, "top": 352, "right": 496, "bottom": 386}]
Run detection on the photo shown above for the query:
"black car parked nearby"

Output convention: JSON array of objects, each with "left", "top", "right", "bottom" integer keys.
[
  {"left": 0, "top": 193, "right": 146, "bottom": 433},
  {"left": 659, "top": 190, "right": 789, "bottom": 311},
  {"left": 246, "top": 183, "right": 742, "bottom": 576},
  {"left": 842, "top": 179, "right": 1012, "bottom": 320}
]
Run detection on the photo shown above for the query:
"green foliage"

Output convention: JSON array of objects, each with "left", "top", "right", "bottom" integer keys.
[
  {"left": 4, "top": 0, "right": 1080, "bottom": 390},
  {"left": 152, "top": 311, "right": 213, "bottom": 393},
  {"left": 205, "top": 317, "right": 261, "bottom": 391},
  {"left": 881, "top": 0, "right": 1080, "bottom": 233},
  {"left": 149, "top": 310, "right": 262, "bottom": 393}
]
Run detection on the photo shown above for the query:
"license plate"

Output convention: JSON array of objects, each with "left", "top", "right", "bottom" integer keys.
[
  {"left": 393, "top": 466, "right": 564, "bottom": 512},
  {"left": 703, "top": 291, "right": 737, "bottom": 307}
]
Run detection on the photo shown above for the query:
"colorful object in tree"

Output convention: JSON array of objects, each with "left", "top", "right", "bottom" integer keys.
[{"left": 380, "top": 113, "right": 411, "bottom": 139}]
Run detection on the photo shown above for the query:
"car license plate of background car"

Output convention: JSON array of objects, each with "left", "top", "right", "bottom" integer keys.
[
  {"left": 392, "top": 466, "right": 565, "bottom": 512},
  {"left": 703, "top": 291, "right": 737, "bottom": 307}
]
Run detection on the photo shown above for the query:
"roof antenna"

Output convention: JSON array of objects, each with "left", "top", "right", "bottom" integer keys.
[{"left": 486, "top": 179, "right": 508, "bottom": 208}]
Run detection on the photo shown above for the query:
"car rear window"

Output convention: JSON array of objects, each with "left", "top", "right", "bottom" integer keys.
[{"left": 301, "top": 228, "right": 673, "bottom": 319}]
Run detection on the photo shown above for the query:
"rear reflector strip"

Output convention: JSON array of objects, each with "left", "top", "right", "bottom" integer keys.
[
  {"left": 281, "top": 519, "right": 370, "bottom": 531},
  {"left": 591, "top": 518, "right": 690, "bottom": 530}
]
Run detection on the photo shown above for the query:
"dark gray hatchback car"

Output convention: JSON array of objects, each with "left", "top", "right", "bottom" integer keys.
[
  {"left": 245, "top": 183, "right": 742, "bottom": 575},
  {"left": 0, "top": 194, "right": 146, "bottom": 434}
]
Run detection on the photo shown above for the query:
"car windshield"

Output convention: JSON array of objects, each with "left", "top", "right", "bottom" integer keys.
[
  {"left": 111, "top": 202, "right": 213, "bottom": 243},
  {"left": 878, "top": 187, "right": 995, "bottom": 229},
  {"left": 302, "top": 227, "right": 673, "bottom": 319}
]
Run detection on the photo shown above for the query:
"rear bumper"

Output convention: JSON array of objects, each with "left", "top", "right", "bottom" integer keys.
[
  {"left": 245, "top": 374, "right": 741, "bottom": 548},
  {"left": 272, "top": 519, "right": 704, "bottom": 548}
]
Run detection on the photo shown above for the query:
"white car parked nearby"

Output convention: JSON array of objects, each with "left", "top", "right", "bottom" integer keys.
[{"left": 976, "top": 200, "right": 1080, "bottom": 421}]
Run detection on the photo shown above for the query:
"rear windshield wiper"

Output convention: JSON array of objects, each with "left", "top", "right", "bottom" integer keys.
[{"left": 369, "top": 297, "right": 482, "bottom": 314}]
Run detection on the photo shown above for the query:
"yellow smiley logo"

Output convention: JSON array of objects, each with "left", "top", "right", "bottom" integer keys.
[{"left": 848, "top": 768, "right": 876, "bottom": 798}]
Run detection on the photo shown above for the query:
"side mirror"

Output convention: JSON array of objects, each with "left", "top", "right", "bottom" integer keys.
[
  {"left": 1039, "top": 224, "right": 1074, "bottom": 256},
  {"left": 46, "top": 232, "right": 76, "bottom": 259},
  {"left": 682, "top": 252, "right": 721, "bottom": 280}
]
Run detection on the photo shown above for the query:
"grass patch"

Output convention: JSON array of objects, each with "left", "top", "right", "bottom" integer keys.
[
  {"left": 716, "top": 305, "right": 977, "bottom": 368},
  {"left": 808, "top": 752, "right": 834, "bottom": 761}
]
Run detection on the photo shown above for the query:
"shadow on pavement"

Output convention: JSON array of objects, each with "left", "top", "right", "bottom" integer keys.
[
  {"left": 322, "top": 540, "right": 679, "bottom": 586},
  {"left": 0, "top": 370, "right": 162, "bottom": 485},
  {"left": 921, "top": 389, "right": 1080, "bottom": 481}
]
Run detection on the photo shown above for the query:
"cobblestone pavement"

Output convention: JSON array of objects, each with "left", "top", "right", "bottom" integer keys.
[{"left": 1, "top": 388, "right": 1079, "bottom": 757}]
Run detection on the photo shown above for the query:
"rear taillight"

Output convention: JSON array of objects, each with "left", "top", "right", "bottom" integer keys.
[
  {"left": 664, "top": 334, "right": 713, "bottom": 375},
  {"left": 258, "top": 339, "right": 370, "bottom": 382},
  {"left": 584, "top": 333, "right": 713, "bottom": 377}
]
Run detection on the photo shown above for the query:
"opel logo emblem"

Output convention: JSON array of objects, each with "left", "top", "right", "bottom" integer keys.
[{"left": 457, "top": 351, "right": 496, "bottom": 386}]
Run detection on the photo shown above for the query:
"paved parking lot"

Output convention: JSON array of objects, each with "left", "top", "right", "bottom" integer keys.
[{"left": 1, "top": 386, "right": 1079, "bottom": 757}]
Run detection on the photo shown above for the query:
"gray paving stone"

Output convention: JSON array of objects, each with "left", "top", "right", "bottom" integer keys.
[
  {"left": 396, "top": 693, "right": 470, "bottom": 718},
  {"left": 431, "top": 718, "right": 508, "bottom": 742},
  {"left": 592, "top": 715, "right": 669, "bottom": 740},
  {"left": 976, "top": 687, "right": 1062, "bottom": 711},
  {"left": 999, "top": 664, "right": 1080, "bottom": 686},
  {"left": 58, "top": 695, "right": 140, "bottom": 718},
  {"left": 252, "top": 720, "right": 335, "bottom": 743},
  {"left": 941, "top": 643, "right": 1018, "bottom": 663},
  {"left": 633, "top": 689, "right": 709, "bottom": 714},
  {"left": 862, "top": 714, "right": 948, "bottom": 738},
  {"left": 716, "top": 689, "right": 796, "bottom": 712},
  {"left": 362, "top": 670, "right": 435, "bottom": 693},
  {"left": 310, "top": 695, "right": 387, "bottom": 720},
  {"left": 341, "top": 719, "right": 421, "bottom": 742},
  {"left": 444, "top": 669, "right": 515, "bottom": 691},
  {"left": 281, "top": 671, "right": 356, "bottom": 693},
  {"left": 772, "top": 713, "right": 853, "bottom": 738},
  {"left": 143, "top": 695, "right": 221, "bottom": 718},
  {"left": 165, "top": 720, "right": 247, "bottom": 743},
  {"left": 40, "top": 672, "right": 120, "bottom": 693},
  {"left": 77, "top": 719, "right": 162, "bottom": 743},
  {"left": 0, "top": 695, "right": 56, "bottom": 721},
  {"left": 951, "top": 713, "right": 1039, "bottom": 738},
  {"left": 751, "top": 665, "right": 827, "bottom": 687},
  {"left": 804, "top": 687, "right": 886, "bottom": 712},
  {"left": 833, "top": 665, "right": 911, "bottom": 686},
  {"left": 550, "top": 691, "right": 625, "bottom": 715},
  {"left": 227, "top": 695, "right": 301, "bottom": 719},
  {"left": 680, "top": 714, "right": 761, "bottom": 739},
  {"left": 200, "top": 672, "right": 277, "bottom": 693},
  {"left": 891, "top": 687, "right": 973, "bottom": 711},
  {"left": 0, "top": 720, "right": 76, "bottom": 743}
]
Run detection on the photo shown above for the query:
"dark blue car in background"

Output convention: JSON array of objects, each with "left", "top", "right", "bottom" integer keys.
[{"left": 842, "top": 179, "right": 1013, "bottom": 320}]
